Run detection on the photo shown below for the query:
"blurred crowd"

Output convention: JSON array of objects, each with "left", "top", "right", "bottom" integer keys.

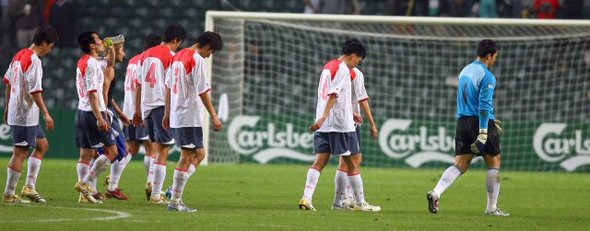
[
  {"left": 304, "top": 0, "right": 585, "bottom": 19},
  {"left": 0, "top": 0, "right": 76, "bottom": 56}
]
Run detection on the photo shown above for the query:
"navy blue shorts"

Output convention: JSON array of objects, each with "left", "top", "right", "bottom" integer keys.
[
  {"left": 97, "top": 115, "right": 127, "bottom": 161},
  {"left": 146, "top": 106, "right": 174, "bottom": 145},
  {"left": 75, "top": 110, "right": 116, "bottom": 149},
  {"left": 173, "top": 127, "right": 204, "bottom": 149},
  {"left": 11, "top": 125, "right": 38, "bottom": 147},
  {"left": 124, "top": 124, "right": 149, "bottom": 141},
  {"left": 313, "top": 131, "right": 360, "bottom": 156},
  {"left": 35, "top": 124, "right": 46, "bottom": 139}
]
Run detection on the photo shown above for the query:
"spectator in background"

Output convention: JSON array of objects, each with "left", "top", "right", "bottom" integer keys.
[
  {"left": 321, "top": 0, "right": 360, "bottom": 15},
  {"left": 0, "top": 0, "right": 12, "bottom": 54},
  {"left": 304, "top": 0, "right": 321, "bottom": 14},
  {"left": 449, "top": 0, "right": 470, "bottom": 17},
  {"left": 49, "top": 0, "right": 76, "bottom": 47},
  {"left": 478, "top": 0, "right": 497, "bottom": 18},
  {"left": 560, "top": 0, "right": 583, "bottom": 19},
  {"left": 8, "top": 0, "right": 43, "bottom": 48},
  {"left": 534, "top": 0, "right": 559, "bottom": 19}
]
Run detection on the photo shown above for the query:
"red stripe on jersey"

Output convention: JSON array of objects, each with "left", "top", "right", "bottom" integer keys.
[
  {"left": 30, "top": 90, "right": 43, "bottom": 94},
  {"left": 358, "top": 97, "right": 369, "bottom": 103},
  {"left": 198, "top": 88, "right": 211, "bottom": 96},
  {"left": 349, "top": 68, "right": 357, "bottom": 80},
  {"left": 323, "top": 59, "right": 342, "bottom": 81},
  {"left": 12, "top": 48, "right": 35, "bottom": 73},
  {"left": 141, "top": 44, "right": 174, "bottom": 69},
  {"left": 87, "top": 89, "right": 97, "bottom": 93},
  {"left": 77, "top": 55, "right": 91, "bottom": 78},
  {"left": 128, "top": 54, "right": 141, "bottom": 66},
  {"left": 172, "top": 48, "right": 196, "bottom": 75},
  {"left": 3, "top": 77, "right": 9, "bottom": 85}
]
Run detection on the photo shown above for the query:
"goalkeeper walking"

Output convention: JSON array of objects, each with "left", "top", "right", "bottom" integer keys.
[{"left": 426, "top": 39, "right": 509, "bottom": 216}]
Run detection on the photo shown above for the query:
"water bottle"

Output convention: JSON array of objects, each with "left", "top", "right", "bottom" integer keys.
[{"left": 104, "top": 34, "right": 125, "bottom": 47}]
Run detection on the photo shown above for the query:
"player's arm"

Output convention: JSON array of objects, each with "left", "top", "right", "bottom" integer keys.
[
  {"left": 199, "top": 91, "right": 222, "bottom": 132},
  {"left": 27, "top": 61, "right": 54, "bottom": 130},
  {"left": 3, "top": 82, "right": 10, "bottom": 124},
  {"left": 86, "top": 65, "right": 109, "bottom": 131},
  {"left": 103, "top": 66, "right": 114, "bottom": 106},
  {"left": 105, "top": 46, "right": 116, "bottom": 68},
  {"left": 309, "top": 94, "right": 337, "bottom": 132},
  {"left": 110, "top": 99, "right": 130, "bottom": 126},
  {"left": 471, "top": 74, "right": 495, "bottom": 154},
  {"left": 162, "top": 87, "right": 171, "bottom": 130},
  {"left": 30, "top": 92, "right": 53, "bottom": 130},
  {"left": 359, "top": 100, "right": 378, "bottom": 140}
]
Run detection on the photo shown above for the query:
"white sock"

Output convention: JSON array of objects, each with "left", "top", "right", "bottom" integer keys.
[
  {"left": 302, "top": 168, "right": 320, "bottom": 200},
  {"left": 76, "top": 162, "right": 90, "bottom": 182},
  {"left": 187, "top": 164, "right": 196, "bottom": 177},
  {"left": 348, "top": 174, "right": 365, "bottom": 203},
  {"left": 4, "top": 167, "right": 20, "bottom": 195},
  {"left": 333, "top": 170, "right": 347, "bottom": 205},
  {"left": 108, "top": 154, "right": 131, "bottom": 191},
  {"left": 25, "top": 156, "right": 42, "bottom": 188},
  {"left": 84, "top": 155, "right": 110, "bottom": 184},
  {"left": 143, "top": 155, "right": 151, "bottom": 174},
  {"left": 171, "top": 168, "right": 189, "bottom": 201},
  {"left": 147, "top": 157, "right": 155, "bottom": 183},
  {"left": 433, "top": 165, "right": 462, "bottom": 198},
  {"left": 151, "top": 164, "right": 166, "bottom": 199},
  {"left": 486, "top": 168, "right": 501, "bottom": 212}
]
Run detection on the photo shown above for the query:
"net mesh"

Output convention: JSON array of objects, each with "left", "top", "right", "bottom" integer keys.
[{"left": 208, "top": 14, "right": 590, "bottom": 172}]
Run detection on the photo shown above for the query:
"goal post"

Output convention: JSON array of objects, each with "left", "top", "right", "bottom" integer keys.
[{"left": 204, "top": 11, "right": 590, "bottom": 172}]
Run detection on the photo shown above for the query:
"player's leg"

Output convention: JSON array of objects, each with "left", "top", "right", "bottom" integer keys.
[
  {"left": 167, "top": 127, "right": 202, "bottom": 212},
  {"left": 299, "top": 132, "right": 331, "bottom": 211},
  {"left": 149, "top": 106, "right": 174, "bottom": 203},
  {"left": 106, "top": 119, "right": 131, "bottom": 200},
  {"left": 21, "top": 125, "right": 48, "bottom": 202},
  {"left": 482, "top": 122, "right": 508, "bottom": 216},
  {"left": 341, "top": 154, "right": 379, "bottom": 212},
  {"left": 4, "top": 125, "right": 37, "bottom": 203}
]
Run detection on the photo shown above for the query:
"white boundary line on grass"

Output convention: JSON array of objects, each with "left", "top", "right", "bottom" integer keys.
[{"left": 0, "top": 206, "right": 131, "bottom": 223}]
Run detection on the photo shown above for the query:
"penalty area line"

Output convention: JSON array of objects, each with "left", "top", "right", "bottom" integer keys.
[{"left": 0, "top": 205, "right": 131, "bottom": 223}]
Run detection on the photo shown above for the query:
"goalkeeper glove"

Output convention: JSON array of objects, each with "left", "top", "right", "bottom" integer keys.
[
  {"left": 470, "top": 130, "right": 488, "bottom": 154},
  {"left": 494, "top": 119, "right": 502, "bottom": 135}
]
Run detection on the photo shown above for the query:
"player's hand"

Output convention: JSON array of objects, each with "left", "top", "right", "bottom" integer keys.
[
  {"left": 494, "top": 119, "right": 502, "bottom": 135},
  {"left": 309, "top": 117, "right": 326, "bottom": 132},
  {"left": 370, "top": 124, "right": 378, "bottom": 140},
  {"left": 44, "top": 113, "right": 54, "bottom": 131},
  {"left": 162, "top": 115, "right": 170, "bottom": 130},
  {"left": 353, "top": 112, "right": 363, "bottom": 124},
  {"left": 97, "top": 118, "right": 110, "bottom": 131},
  {"left": 119, "top": 114, "right": 131, "bottom": 126},
  {"left": 470, "top": 133, "right": 488, "bottom": 154},
  {"left": 132, "top": 112, "right": 143, "bottom": 127},
  {"left": 212, "top": 117, "right": 222, "bottom": 131}
]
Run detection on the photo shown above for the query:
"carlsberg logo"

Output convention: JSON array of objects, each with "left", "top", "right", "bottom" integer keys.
[
  {"left": 228, "top": 116, "right": 315, "bottom": 163},
  {"left": 378, "top": 119, "right": 455, "bottom": 168},
  {"left": 533, "top": 123, "right": 590, "bottom": 171}
]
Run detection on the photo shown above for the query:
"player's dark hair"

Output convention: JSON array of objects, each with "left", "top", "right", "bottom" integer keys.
[
  {"left": 32, "top": 25, "right": 59, "bottom": 46},
  {"left": 162, "top": 24, "right": 186, "bottom": 43},
  {"left": 342, "top": 40, "right": 366, "bottom": 59},
  {"left": 78, "top": 31, "right": 98, "bottom": 54},
  {"left": 144, "top": 34, "right": 162, "bottom": 50},
  {"left": 343, "top": 38, "right": 361, "bottom": 47},
  {"left": 196, "top": 31, "right": 223, "bottom": 51},
  {"left": 477, "top": 39, "right": 497, "bottom": 58}
]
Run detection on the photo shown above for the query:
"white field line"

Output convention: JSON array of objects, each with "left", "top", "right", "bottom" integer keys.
[{"left": 0, "top": 205, "right": 131, "bottom": 223}]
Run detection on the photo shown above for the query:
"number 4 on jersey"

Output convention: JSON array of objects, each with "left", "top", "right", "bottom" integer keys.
[{"left": 145, "top": 63, "right": 157, "bottom": 88}]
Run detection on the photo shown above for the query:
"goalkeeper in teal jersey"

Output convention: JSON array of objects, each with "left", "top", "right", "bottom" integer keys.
[{"left": 426, "top": 39, "right": 509, "bottom": 216}]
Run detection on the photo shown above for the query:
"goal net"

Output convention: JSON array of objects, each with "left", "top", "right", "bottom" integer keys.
[{"left": 205, "top": 11, "right": 590, "bottom": 172}]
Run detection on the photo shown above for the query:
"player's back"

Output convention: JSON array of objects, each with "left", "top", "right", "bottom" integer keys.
[
  {"left": 456, "top": 61, "right": 496, "bottom": 118},
  {"left": 315, "top": 59, "right": 354, "bottom": 133},
  {"left": 139, "top": 44, "right": 174, "bottom": 116},
  {"left": 76, "top": 54, "right": 106, "bottom": 112},
  {"left": 4, "top": 48, "right": 42, "bottom": 126},
  {"left": 123, "top": 54, "right": 142, "bottom": 118}
]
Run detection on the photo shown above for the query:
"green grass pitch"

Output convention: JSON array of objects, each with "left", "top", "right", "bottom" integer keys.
[{"left": 0, "top": 157, "right": 588, "bottom": 230}]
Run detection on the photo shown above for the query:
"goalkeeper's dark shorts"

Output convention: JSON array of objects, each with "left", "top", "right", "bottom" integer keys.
[{"left": 455, "top": 116, "right": 501, "bottom": 156}]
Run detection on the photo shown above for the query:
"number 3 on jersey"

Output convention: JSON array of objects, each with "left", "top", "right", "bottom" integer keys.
[
  {"left": 145, "top": 63, "right": 157, "bottom": 88},
  {"left": 172, "top": 67, "right": 180, "bottom": 94}
]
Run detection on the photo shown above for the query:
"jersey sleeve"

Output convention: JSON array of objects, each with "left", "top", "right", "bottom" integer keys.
[
  {"left": 25, "top": 58, "right": 43, "bottom": 94},
  {"left": 352, "top": 70, "right": 369, "bottom": 102},
  {"left": 196, "top": 59, "right": 211, "bottom": 95},
  {"left": 327, "top": 65, "right": 348, "bottom": 97},
  {"left": 478, "top": 73, "right": 495, "bottom": 130},
  {"left": 164, "top": 64, "right": 173, "bottom": 89},
  {"left": 3, "top": 63, "right": 13, "bottom": 85},
  {"left": 85, "top": 62, "right": 99, "bottom": 93}
]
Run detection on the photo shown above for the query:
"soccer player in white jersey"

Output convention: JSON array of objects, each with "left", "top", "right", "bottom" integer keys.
[
  {"left": 132, "top": 24, "right": 185, "bottom": 204},
  {"left": 116, "top": 34, "right": 161, "bottom": 201},
  {"left": 426, "top": 39, "right": 509, "bottom": 216},
  {"left": 299, "top": 40, "right": 380, "bottom": 212},
  {"left": 74, "top": 31, "right": 120, "bottom": 204},
  {"left": 333, "top": 61, "right": 379, "bottom": 209},
  {"left": 162, "top": 31, "right": 223, "bottom": 212},
  {"left": 2, "top": 26, "right": 57, "bottom": 203}
]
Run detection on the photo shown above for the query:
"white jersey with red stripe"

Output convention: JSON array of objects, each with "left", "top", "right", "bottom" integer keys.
[
  {"left": 3, "top": 48, "right": 43, "bottom": 126},
  {"left": 76, "top": 54, "right": 107, "bottom": 112},
  {"left": 122, "top": 54, "right": 142, "bottom": 118},
  {"left": 315, "top": 59, "right": 355, "bottom": 133},
  {"left": 165, "top": 48, "right": 211, "bottom": 128},
  {"left": 351, "top": 67, "right": 369, "bottom": 117},
  {"left": 138, "top": 44, "right": 174, "bottom": 119}
]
